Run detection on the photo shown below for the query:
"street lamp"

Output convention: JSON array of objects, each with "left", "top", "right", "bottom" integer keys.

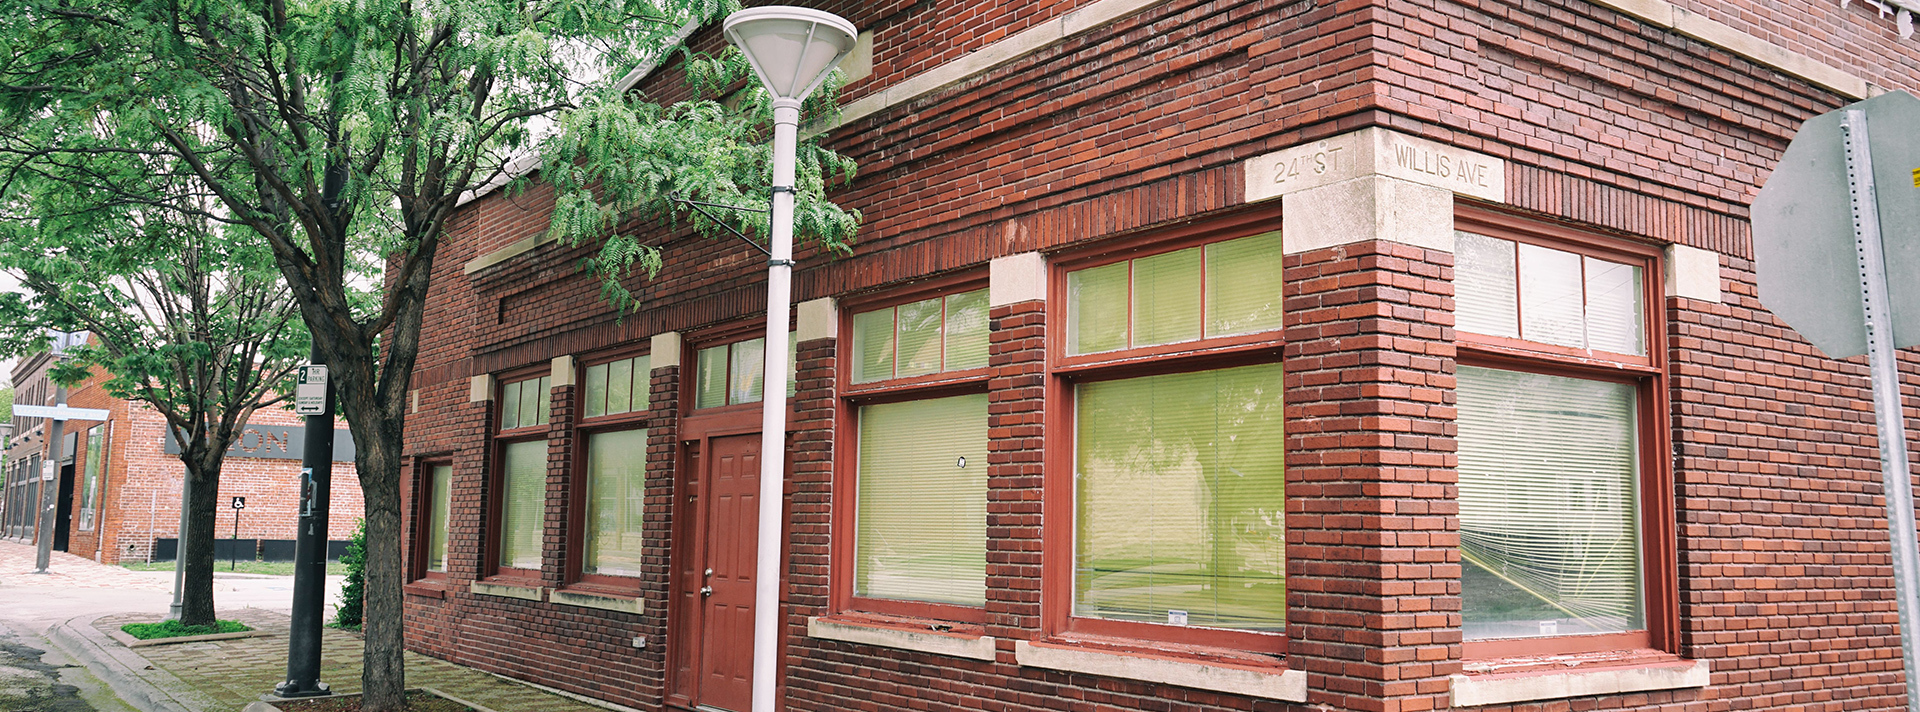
[{"left": 722, "top": 8, "right": 858, "bottom": 712}]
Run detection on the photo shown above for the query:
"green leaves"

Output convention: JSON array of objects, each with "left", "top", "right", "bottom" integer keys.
[{"left": 539, "top": 48, "right": 861, "bottom": 312}]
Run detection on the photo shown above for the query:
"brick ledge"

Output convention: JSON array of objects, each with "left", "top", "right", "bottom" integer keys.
[
  {"left": 469, "top": 580, "right": 545, "bottom": 601},
  {"left": 1451, "top": 659, "right": 1710, "bottom": 707},
  {"left": 805, "top": 616, "right": 995, "bottom": 661},
  {"left": 1012, "top": 640, "right": 1305, "bottom": 702}
]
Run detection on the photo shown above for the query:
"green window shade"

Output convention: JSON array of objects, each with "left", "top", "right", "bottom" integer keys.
[
  {"left": 1584, "top": 256, "right": 1644, "bottom": 355},
  {"left": 729, "top": 337, "right": 766, "bottom": 405},
  {"left": 1074, "top": 362, "right": 1288, "bottom": 631},
  {"left": 851, "top": 289, "right": 991, "bottom": 383},
  {"left": 1456, "top": 232, "right": 1520, "bottom": 338},
  {"left": 852, "top": 308, "right": 896, "bottom": 383},
  {"left": 500, "top": 380, "right": 521, "bottom": 430},
  {"left": 787, "top": 333, "right": 798, "bottom": 398},
  {"left": 945, "top": 290, "right": 990, "bottom": 371},
  {"left": 695, "top": 345, "right": 729, "bottom": 409},
  {"left": 585, "top": 363, "right": 609, "bottom": 418},
  {"left": 1457, "top": 366, "right": 1643, "bottom": 640},
  {"left": 1204, "top": 231, "right": 1284, "bottom": 337},
  {"left": 855, "top": 394, "right": 989, "bottom": 606},
  {"left": 81, "top": 426, "right": 101, "bottom": 512},
  {"left": 498, "top": 440, "right": 547, "bottom": 570},
  {"left": 1132, "top": 247, "right": 1202, "bottom": 347},
  {"left": 427, "top": 464, "right": 451, "bottom": 573},
  {"left": 607, "top": 359, "right": 634, "bottom": 414},
  {"left": 1070, "top": 233, "right": 1287, "bottom": 355},
  {"left": 1068, "top": 261, "right": 1131, "bottom": 355},
  {"left": 584, "top": 429, "right": 649, "bottom": 577},
  {"left": 896, "top": 297, "right": 945, "bottom": 378},
  {"left": 535, "top": 376, "right": 551, "bottom": 425}
]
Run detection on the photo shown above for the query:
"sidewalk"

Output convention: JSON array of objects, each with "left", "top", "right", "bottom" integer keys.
[
  {"left": 0, "top": 538, "right": 169, "bottom": 591},
  {"left": 0, "top": 541, "right": 610, "bottom": 711},
  {"left": 56, "top": 607, "right": 614, "bottom": 712}
]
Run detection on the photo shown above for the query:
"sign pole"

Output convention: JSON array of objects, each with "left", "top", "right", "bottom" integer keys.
[
  {"left": 1840, "top": 108, "right": 1920, "bottom": 705},
  {"left": 275, "top": 361, "right": 334, "bottom": 698},
  {"left": 34, "top": 383, "right": 68, "bottom": 574}
]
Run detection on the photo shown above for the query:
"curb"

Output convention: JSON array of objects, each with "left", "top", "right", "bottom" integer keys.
[
  {"left": 45, "top": 613, "right": 226, "bottom": 712},
  {"left": 242, "top": 687, "right": 502, "bottom": 712}
]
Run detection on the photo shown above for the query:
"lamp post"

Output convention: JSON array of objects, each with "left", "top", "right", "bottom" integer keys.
[{"left": 722, "top": 8, "right": 857, "bottom": 712}]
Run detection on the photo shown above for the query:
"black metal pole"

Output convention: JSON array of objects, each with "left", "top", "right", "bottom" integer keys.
[
  {"left": 33, "top": 382, "right": 67, "bottom": 574},
  {"left": 275, "top": 356, "right": 333, "bottom": 698}
]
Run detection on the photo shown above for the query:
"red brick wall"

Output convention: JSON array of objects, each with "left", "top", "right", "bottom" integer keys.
[{"left": 395, "top": 0, "right": 1920, "bottom": 710}]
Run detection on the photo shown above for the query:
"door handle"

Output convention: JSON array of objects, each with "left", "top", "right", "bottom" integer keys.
[{"left": 700, "top": 586, "right": 713, "bottom": 597}]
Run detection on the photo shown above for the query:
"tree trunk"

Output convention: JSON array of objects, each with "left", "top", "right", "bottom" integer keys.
[
  {"left": 178, "top": 463, "right": 221, "bottom": 627},
  {"left": 354, "top": 416, "right": 406, "bottom": 712}
]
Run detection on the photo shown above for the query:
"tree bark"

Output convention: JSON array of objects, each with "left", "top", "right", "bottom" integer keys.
[
  {"left": 177, "top": 459, "right": 222, "bottom": 627},
  {"left": 355, "top": 420, "right": 405, "bottom": 712}
]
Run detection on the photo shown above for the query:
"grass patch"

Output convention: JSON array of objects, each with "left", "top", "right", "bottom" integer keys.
[
  {"left": 120, "top": 619, "right": 251, "bottom": 640},
  {"left": 120, "top": 560, "right": 348, "bottom": 576}
]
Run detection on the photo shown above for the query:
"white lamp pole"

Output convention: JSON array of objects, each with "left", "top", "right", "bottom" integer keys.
[{"left": 722, "top": 8, "right": 857, "bottom": 712}]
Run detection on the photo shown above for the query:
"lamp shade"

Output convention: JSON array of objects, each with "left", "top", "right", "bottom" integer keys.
[{"left": 723, "top": 7, "right": 859, "bottom": 102}]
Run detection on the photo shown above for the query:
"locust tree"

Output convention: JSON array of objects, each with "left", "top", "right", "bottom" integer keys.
[
  {"left": 0, "top": 165, "right": 306, "bottom": 627},
  {"left": 0, "top": 0, "right": 861, "bottom": 707}
]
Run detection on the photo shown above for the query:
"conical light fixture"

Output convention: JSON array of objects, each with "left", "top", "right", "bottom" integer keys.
[{"left": 723, "top": 7, "right": 858, "bottom": 101}]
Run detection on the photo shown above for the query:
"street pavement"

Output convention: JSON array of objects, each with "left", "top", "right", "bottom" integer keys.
[{"left": 0, "top": 539, "right": 603, "bottom": 711}]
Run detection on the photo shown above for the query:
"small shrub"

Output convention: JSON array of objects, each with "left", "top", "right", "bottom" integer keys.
[
  {"left": 121, "top": 619, "right": 250, "bottom": 640},
  {"left": 333, "top": 518, "right": 366, "bottom": 629}
]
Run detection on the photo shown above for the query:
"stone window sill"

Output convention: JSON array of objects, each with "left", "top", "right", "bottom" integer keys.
[
  {"left": 1012, "top": 640, "right": 1306, "bottom": 702},
  {"left": 469, "top": 580, "right": 545, "bottom": 601},
  {"left": 1451, "top": 653, "right": 1709, "bottom": 707},
  {"left": 551, "top": 589, "right": 643, "bottom": 615},
  {"left": 805, "top": 616, "right": 996, "bottom": 661}
]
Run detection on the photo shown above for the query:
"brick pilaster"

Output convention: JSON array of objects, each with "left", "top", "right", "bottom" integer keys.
[
  {"left": 986, "top": 299, "right": 1046, "bottom": 641},
  {"left": 543, "top": 382, "right": 576, "bottom": 585},
  {"left": 1285, "top": 240, "right": 1458, "bottom": 712}
]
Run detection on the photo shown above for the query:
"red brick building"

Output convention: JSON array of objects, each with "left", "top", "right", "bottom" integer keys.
[
  {"left": 398, "top": 1, "right": 1920, "bottom": 711},
  {"left": 5, "top": 352, "right": 364, "bottom": 564}
]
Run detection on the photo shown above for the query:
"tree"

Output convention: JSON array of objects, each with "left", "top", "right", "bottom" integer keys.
[
  {"left": 0, "top": 161, "right": 306, "bottom": 628},
  {"left": 0, "top": 0, "right": 861, "bottom": 708}
]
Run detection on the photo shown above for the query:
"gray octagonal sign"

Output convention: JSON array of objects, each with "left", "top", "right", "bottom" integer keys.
[{"left": 1752, "top": 90, "right": 1920, "bottom": 360}]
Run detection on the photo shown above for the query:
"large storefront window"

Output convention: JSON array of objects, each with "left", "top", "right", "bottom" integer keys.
[
  {"left": 1452, "top": 212, "right": 1674, "bottom": 656},
  {"left": 1053, "top": 228, "right": 1287, "bottom": 651}
]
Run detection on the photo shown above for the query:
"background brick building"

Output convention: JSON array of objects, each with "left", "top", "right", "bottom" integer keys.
[
  {"left": 5, "top": 351, "right": 364, "bottom": 565},
  {"left": 396, "top": 1, "right": 1920, "bottom": 711}
]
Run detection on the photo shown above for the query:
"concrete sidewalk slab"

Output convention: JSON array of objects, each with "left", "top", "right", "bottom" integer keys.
[
  {"left": 47, "top": 613, "right": 221, "bottom": 712},
  {"left": 54, "top": 608, "right": 607, "bottom": 712}
]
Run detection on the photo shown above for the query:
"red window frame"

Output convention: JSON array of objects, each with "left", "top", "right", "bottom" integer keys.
[
  {"left": 830, "top": 272, "right": 993, "bottom": 625},
  {"left": 1452, "top": 207, "right": 1678, "bottom": 659},
  {"left": 409, "top": 457, "right": 454, "bottom": 584},
  {"left": 1043, "top": 206, "right": 1291, "bottom": 655},
  {"left": 487, "top": 367, "right": 551, "bottom": 583},
  {"left": 565, "top": 345, "right": 654, "bottom": 595}
]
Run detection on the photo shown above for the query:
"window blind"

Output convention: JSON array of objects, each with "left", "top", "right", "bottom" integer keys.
[
  {"left": 585, "top": 355, "right": 651, "bottom": 418},
  {"left": 1457, "top": 365, "right": 1643, "bottom": 639},
  {"left": 1074, "top": 362, "right": 1288, "bottom": 631},
  {"left": 855, "top": 394, "right": 989, "bottom": 606},
  {"left": 584, "top": 429, "right": 649, "bottom": 577},
  {"left": 498, "top": 440, "right": 546, "bottom": 570},
  {"left": 427, "top": 464, "right": 451, "bottom": 573},
  {"left": 1455, "top": 231, "right": 1645, "bottom": 355}
]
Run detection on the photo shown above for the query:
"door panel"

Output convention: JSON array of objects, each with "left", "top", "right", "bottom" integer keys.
[{"left": 696, "top": 434, "right": 759, "bottom": 712}]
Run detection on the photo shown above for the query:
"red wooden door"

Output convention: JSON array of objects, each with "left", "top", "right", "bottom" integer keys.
[{"left": 696, "top": 433, "right": 760, "bottom": 712}]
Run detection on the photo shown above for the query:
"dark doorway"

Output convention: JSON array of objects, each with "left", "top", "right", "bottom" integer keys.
[{"left": 53, "top": 463, "right": 73, "bottom": 552}]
